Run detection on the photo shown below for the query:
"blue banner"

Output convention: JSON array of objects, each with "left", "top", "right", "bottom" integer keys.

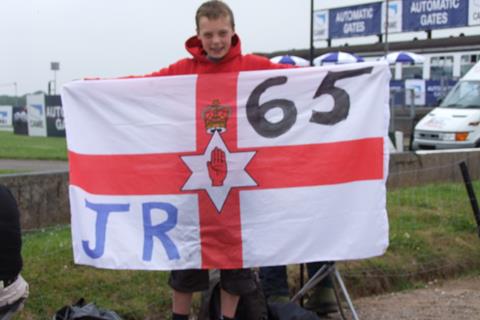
[
  {"left": 390, "top": 80, "right": 406, "bottom": 107},
  {"left": 329, "top": 2, "right": 382, "bottom": 38},
  {"left": 403, "top": 0, "right": 468, "bottom": 31},
  {"left": 425, "top": 79, "right": 457, "bottom": 106}
]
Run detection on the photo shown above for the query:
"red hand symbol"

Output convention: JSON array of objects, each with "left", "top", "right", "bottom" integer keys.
[{"left": 207, "top": 147, "right": 227, "bottom": 186}]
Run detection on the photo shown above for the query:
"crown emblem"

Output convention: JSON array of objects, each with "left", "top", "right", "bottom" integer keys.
[{"left": 202, "top": 99, "right": 231, "bottom": 134}]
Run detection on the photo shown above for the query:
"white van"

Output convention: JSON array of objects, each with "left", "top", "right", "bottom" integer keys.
[{"left": 412, "top": 62, "right": 480, "bottom": 150}]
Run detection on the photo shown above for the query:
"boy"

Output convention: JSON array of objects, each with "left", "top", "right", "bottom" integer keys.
[{"left": 142, "top": 1, "right": 289, "bottom": 319}]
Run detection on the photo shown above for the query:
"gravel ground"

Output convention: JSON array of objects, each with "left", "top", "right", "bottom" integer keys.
[{"left": 327, "top": 276, "right": 480, "bottom": 320}]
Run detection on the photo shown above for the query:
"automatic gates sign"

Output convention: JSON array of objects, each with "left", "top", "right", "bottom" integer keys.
[
  {"left": 329, "top": 2, "right": 382, "bottom": 38},
  {"left": 62, "top": 62, "right": 390, "bottom": 270},
  {"left": 403, "top": 0, "right": 468, "bottom": 31}
]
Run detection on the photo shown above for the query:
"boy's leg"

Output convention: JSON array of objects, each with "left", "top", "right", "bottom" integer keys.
[
  {"left": 169, "top": 269, "right": 209, "bottom": 318},
  {"left": 220, "top": 269, "right": 257, "bottom": 318},
  {"left": 220, "top": 289, "right": 240, "bottom": 318},
  {"left": 172, "top": 290, "right": 193, "bottom": 315}
]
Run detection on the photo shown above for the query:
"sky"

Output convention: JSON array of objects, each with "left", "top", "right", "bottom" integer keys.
[{"left": 1, "top": 0, "right": 478, "bottom": 96}]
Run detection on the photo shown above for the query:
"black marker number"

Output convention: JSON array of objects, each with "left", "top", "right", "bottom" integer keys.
[
  {"left": 246, "top": 76, "right": 297, "bottom": 138},
  {"left": 310, "top": 67, "right": 373, "bottom": 125}
]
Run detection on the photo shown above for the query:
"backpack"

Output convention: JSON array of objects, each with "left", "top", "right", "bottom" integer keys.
[
  {"left": 197, "top": 270, "right": 320, "bottom": 320},
  {"left": 52, "top": 298, "right": 123, "bottom": 320},
  {"left": 198, "top": 270, "right": 268, "bottom": 320}
]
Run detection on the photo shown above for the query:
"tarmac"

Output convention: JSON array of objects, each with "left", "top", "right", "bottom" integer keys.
[{"left": 0, "top": 159, "right": 69, "bottom": 172}]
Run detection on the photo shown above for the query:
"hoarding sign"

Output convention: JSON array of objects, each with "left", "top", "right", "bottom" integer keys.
[
  {"left": 405, "top": 79, "right": 426, "bottom": 106},
  {"left": 425, "top": 79, "right": 457, "bottom": 106},
  {"left": 382, "top": 0, "right": 403, "bottom": 33},
  {"left": 313, "top": 10, "right": 329, "bottom": 40},
  {"left": 0, "top": 106, "right": 12, "bottom": 127},
  {"left": 389, "top": 80, "right": 406, "bottom": 107},
  {"left": 13, "top": 106, "right": 28, "bottom": 135},
  {"left": 26, "top": 94, "right": 47, "bottom": 137},
  {"left": 45, "top": 95, "right": 65, "bottom": 137},
  {"left": 469, "top": 0, "right": 480, "bottom": 25},
  {"left": 403, "top": 0, "right": 468, "bottom": 31},
  {"left": 329, "top": 2, "right": 382, "bottom": 38}
]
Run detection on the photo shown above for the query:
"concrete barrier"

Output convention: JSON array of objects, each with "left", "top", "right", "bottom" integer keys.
[
  {"left": 0, "top": 170, "right": 69, "bottom": 230},
  {"left": 388, "top": 149, "right": 480, "bottom": 189},
  {"left": 1, "top": 149, "right": 480, "bottom": 229}
]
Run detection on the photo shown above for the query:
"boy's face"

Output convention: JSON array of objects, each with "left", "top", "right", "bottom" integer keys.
[{"left": 197, "top": 15, "right": 235, "bottom": 59}]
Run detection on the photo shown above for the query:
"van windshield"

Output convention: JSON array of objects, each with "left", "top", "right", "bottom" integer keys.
[{"left": 440, "top": 81, "right": 480, "bottom": 109}]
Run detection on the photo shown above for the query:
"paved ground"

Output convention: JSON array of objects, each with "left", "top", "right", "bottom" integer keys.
[
  {"left": 0, "top": 159, "right": 69, "bottom": 172},
  {"left": 326, "top": 275, "right": 480, "bottom": 320}
]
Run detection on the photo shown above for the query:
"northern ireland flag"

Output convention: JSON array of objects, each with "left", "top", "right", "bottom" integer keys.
[{"left": 62, "top": 61, "right": 390, "bottom": 270}]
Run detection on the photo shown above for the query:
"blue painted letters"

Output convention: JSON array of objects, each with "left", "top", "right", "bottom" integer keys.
[
  {"left": 142, "top": 202, "right": 180, "bottom": 261},
  {"left": 82, "top": 200, "right": 130, "bottom": 259}
]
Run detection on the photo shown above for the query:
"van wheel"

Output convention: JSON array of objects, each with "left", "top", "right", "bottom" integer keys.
[{"left": 476, "top": 140, "right": 480, "bottom": 148}]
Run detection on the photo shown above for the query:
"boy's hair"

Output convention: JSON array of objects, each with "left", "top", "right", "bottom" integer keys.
[{"left": 195, "top": 0, "right": 235, "bottom": 29}]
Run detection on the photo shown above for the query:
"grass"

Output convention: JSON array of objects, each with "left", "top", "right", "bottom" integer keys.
[
  {"left": 21, "top": 226, "right": 171, "bottom": 319},
  {"left": 18, "top": 181, "right": 480, "bottom": 319},
  {"left": 0, "top": 169, "right": 21, "bottom": 174},
  {"left": 337, "top": 181, "right": 480, "bottom": 296},
  {"left": 0, "top": 131, "right": 67, "bottom": 160}
]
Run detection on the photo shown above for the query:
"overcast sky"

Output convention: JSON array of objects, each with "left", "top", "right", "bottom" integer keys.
[{"left": 1, "top": 0, "right": 478, "bottom": 96}]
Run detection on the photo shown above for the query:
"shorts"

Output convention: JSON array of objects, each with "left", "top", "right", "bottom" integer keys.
[{"left": 168, "top": 269, "right": 257, "bottom": 296}]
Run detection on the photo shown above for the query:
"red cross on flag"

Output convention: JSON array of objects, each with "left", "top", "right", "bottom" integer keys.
[{"left": 62, "top": 62, "right": 390, "bottom": 270}]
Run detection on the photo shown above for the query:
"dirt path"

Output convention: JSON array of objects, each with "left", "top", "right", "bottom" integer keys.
[{"left": 329, "top": 275, "right": 480, "bottom": 320}]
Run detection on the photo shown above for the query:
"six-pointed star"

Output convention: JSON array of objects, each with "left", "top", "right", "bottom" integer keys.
[{"left": 181, "top": 131, "right": 257, "bottom": 212}]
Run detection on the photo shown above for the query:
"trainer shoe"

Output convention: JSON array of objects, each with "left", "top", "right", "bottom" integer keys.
[{"left": 304, "top": 286, "right": 338, "bottom": 315}]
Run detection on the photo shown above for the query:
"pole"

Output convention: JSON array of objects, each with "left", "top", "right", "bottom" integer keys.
[
  {"left": 54, "top": 70, "right": 57, "bottom": 95},
  {"left": 310, "top": 0, "right": 315, "bottom": 66},
  {"left": 14, "top": 82, "right": 18, "bottom": 106},
  {"left": 459, "top": 161, "right": 480, "bottom": 238},
  {"left": 302, "top": 2, "right": 314, "bottom": 297},
  {"left": 384, "top": 0, "right": 389, "bottom": 56}
]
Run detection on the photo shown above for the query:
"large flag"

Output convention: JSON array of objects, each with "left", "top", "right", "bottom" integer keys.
[{"left": 62, "top": 61, "right": 390, "bottom": 270}]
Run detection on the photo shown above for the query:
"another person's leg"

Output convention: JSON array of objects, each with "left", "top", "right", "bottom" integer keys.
[
  {"left": 259, "top": 266, "right": 289, "bottom": 301},
  {"left": 220, "top": 268, "right": 257, "bottom": 319},
  {"left": 305, "top": 262, "right": 337, "bottom": 315},
  {"left": 169, "top": 269, "right": 209, "bottom": 319}
]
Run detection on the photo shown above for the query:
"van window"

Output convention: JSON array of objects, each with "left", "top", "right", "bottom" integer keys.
[{"left": 440, "top": 81, "right": 480, "bottom": 108}]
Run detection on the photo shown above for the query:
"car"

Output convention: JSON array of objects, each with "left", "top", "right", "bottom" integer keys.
[{"left": 412, "top": 61, "right": 480, "bottom": 150}]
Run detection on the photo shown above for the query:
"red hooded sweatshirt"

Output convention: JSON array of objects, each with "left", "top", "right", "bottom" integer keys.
[{"left": 144, "top": 34, "right": 290, "bottom": 77}]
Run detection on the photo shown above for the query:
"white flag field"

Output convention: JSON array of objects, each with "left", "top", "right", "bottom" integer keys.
[{"left": 61, "top": 61, "right": 391, "bottom": 270}]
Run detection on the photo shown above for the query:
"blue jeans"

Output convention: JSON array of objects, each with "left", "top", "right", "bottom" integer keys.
[{"left": 259, "top": 262, "right": 332, "bottom": 298}]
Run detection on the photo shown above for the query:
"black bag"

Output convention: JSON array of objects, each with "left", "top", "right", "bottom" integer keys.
[
  {"left": 52, "top": 298, "right": 123, "bottom": 320},
  {"left": 197, "top": 270, "right": 320, "bottom": 320},
  {"left": 267, "top": 302, "right": 320, "bottom": 320}
]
